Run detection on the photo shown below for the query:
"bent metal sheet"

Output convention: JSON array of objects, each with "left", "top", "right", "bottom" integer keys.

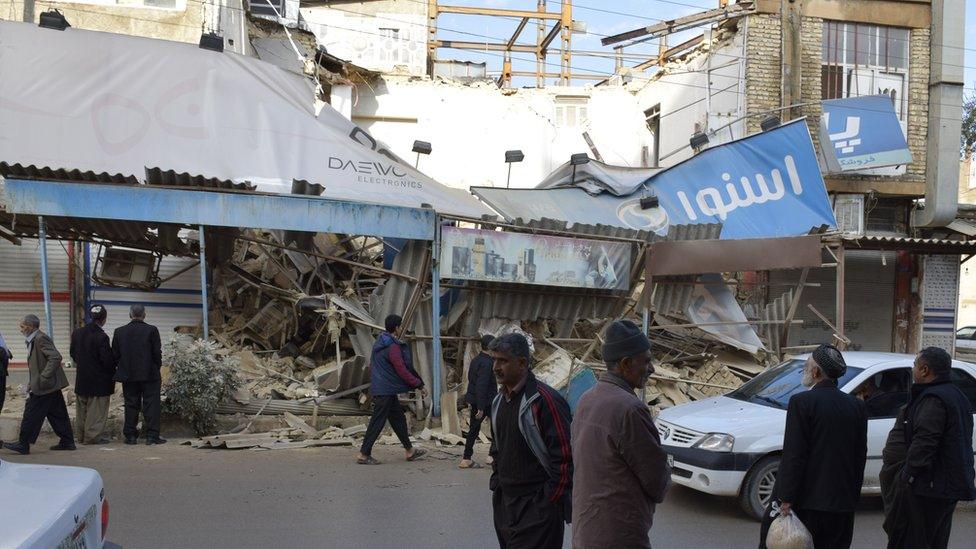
[{"left": 440, "top": 227, "right": 631, "bottom": 291}]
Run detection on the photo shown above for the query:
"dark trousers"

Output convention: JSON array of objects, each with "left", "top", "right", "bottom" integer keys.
[
  {"left": 0, "top": 374, "right": 6, "bottom": 414},
  {"left": 492, "top": 487, "right": 564, "bottom": 549},
  {"left": 360, "top": 395, "right": 412, "bottom": 456},
  {"left": 760, "top": 506, "right": 854, "bottom": 549},
  {"left": 463, "top": 406, "right": 487, "bottom": 460},
  {"left": 19, "top": 390, "right": 74, "bottom": 446},
  {"left": 886, "top": 493, "right": 956, "bottom": 549},
  {"left": 122, "top": 380, "right": 161, "bottom": 439}
]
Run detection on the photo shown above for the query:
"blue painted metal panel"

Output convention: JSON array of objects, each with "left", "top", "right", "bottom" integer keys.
[
  {"left": 819, "top": 95, "right": 913, "bottom": 172},
  {"left": 3, "top": 179, "right": 436, "bottom": 241}
]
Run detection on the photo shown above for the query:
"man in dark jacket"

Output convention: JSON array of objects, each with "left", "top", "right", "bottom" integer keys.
[
  {"left": 357, "top": 314, "right": 427, "bottom": 464},
  {"left": 460, "top": 334, "right": 497, "bottom": 469},
  {"left": 70, "top": 304, "right": 117, "bottom": 444},
  {"left": 572, "top": 320, "right": 670, "bottom": 549},
  {"left": 760, "top": 344, "right": 867, "bottom": 549},
  {"left": 0, "top": 328, "right": 11, "bottom": 415},
  {"left": 489, "top": 332, "right": 573, "bottom": 549},
  {"left": 113, "top": 304, "right": 165, "bottom": 445},
  {"left": 3, "top": 315, "right": 75, "bottom": 455},
  {"left": 882, "top": 347, "right": 976, "bottom": 549}
]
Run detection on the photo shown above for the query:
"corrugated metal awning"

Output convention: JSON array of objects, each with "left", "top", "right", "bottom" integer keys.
[{"left": 842, "top": 234, "right": 976, "bottom": 255}]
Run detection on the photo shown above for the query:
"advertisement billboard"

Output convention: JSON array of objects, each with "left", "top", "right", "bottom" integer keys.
[{"left": 440, "top": 227, "right": 631, "bottom": 291}]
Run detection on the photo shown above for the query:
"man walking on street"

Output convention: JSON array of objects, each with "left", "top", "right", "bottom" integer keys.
[
  {"left": 882, "top": 347, "right": 975, "bottom": 548},
  {"left": 0, "top": 328, "right": 11, "bottom": 414},
  {"left": 460, "top": 334, "right": 496, "bottom": 469},
  {"left": 357, "top": 314, "right": 427, "bottom": 465},
  {"left": 113, "top": 304, "right": 165, "bottom": 445},
  {"left": 3, "top": 315, "right": 75, "bottom": 455},
  {"left": 489, "top": 332, "right": 573, "bottom": 549},
  {"left": 760, "top": 344, "right": 867, "bottom": 549},
  {"left": 572, "top": 320, "right": 670, "bottom": 549},
  {"left": 71, "top": 304, "right": 117, "bottom": 444}
]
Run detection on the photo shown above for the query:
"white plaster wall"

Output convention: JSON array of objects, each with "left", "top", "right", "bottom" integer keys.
[
  {"left": 301, "top": 8, "right": 427, "bottom": 76},
  {"left": 350, "top": 78, "right": 654, "bottom": 189},
  {"left": 634, "top": 33, "right": 747, "bottom": 168}
]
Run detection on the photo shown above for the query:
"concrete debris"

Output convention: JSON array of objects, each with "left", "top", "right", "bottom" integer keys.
[{"left": 419, "top": 428, "right": 465, "bottom": 446}]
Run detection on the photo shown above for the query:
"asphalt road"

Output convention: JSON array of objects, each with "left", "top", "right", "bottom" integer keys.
[{"left": 3, "top": 436, "right": 974, "bottom": 548}]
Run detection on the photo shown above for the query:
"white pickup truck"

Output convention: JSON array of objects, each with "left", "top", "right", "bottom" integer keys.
[{"left": 0, "top": 458, "right": 115, "bottom": 548}]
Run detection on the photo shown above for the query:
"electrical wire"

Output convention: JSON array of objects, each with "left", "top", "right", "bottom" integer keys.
[{"left": 20, "top": 2, "right": 975, "bottom": 121}]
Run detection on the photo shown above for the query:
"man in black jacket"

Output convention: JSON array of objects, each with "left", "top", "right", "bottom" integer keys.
[
  {"left": 460, "top": 334, "right": 496, "bottom": 469},
  {"left": 70, "top": 304, "right": 117, "bottom": 444},
  {"left": 882, "top": 347, "right": 976, "bottom": 549},
  {"left": 113, "top": 304, "right": 165, "bottom": 445},
  {"left": 760, "top": 344, "right": 867, "bottom": 549},
  {"left": 489, "top": 333, "right": 572, "bottom": 549},
  {"left": 0, "top": 328, "right": 10, "bottom": 415}
]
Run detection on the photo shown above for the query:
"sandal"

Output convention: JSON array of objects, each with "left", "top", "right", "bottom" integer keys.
[
  {"left": 357, "top": 456, "right": 381, "bottom": 465},
  {"left": 406, "top": 448, "right": 427, "bottom": 461},
  {"left": 458, "top": 460, "right": 484, "bottom": 469}
]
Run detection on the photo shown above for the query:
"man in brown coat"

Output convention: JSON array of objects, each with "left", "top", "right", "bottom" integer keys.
[
  {"left": 2, "top": 314, "right": 75, "bottom": 455},
  {"left": 571, "top": 320, "right": 670, "bottom": 548}
]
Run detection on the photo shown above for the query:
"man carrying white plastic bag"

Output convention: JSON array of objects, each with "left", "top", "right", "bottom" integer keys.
[
  {"left": 758, "top": 345, "right": 868, "bottom": 549},
  {"left": 765, "top": 502, "right": 814, "bottom": 549}
]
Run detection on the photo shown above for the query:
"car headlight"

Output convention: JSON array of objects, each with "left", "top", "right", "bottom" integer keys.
[{"left": 693, "top": 433, "right": 735, "bottom": 452}]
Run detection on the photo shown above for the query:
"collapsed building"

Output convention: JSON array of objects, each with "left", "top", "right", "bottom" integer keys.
[{"left": 1, "top": 0, "right": 974, "bottom": 444}]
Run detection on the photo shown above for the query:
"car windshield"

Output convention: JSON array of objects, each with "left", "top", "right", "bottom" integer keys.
[{"left": 728, "top": 359, "right": 864, "bottom": 409}]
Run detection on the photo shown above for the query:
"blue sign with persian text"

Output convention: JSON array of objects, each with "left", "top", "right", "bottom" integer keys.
[
  {"left": 473, "top": 119, "right": 837, "bottom": 240},
  {"left": 819, "top": 94, "right": 913, "bottom": 172},
  {"left": 634, "top": 119, "right": 837, "bottom": 239}
]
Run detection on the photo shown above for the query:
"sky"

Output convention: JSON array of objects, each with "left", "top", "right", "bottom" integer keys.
[{"left": 431, "top": 0, "right": 976, "bottom": 95}]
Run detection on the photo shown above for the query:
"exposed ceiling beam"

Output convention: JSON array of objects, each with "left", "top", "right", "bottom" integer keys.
[
  {"left": 633, "top": 34, "right": 705, "bottom": 71},
  {"left": 436, "top": 40, "right": 537, "bottom": 53},
  {"left": 539, "top": 22, "right": 562, "bottom": 53},
  {"left": 507, "top": 17, "right": 529, "bottom": 50},
  {"left": 601, "top": 1, "right": 755, "bottom": 46},
  {"left": 438, "top": 6, "right": 562, "bottom": 20}
]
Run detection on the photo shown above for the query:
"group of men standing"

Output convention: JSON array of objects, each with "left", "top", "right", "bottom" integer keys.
[
  {"left": 762, "top": 345, "right": 975, "bottom": 549},
  {"left": 480, "top": 327, "right": 974, "bottom": 548},
  {"left": 485, "top": 320, "right": 670, "bottom": 548},
  {"left": 0, "top": 303, "right": 166, "bottom": 455}
]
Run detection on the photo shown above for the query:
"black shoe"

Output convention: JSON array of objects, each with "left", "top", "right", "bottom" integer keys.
[
  {"left": 124, "top": 437, "right": 138, "bottom": 445},
  {"left": 50, "top": 442, "right": 77, "bottom": 451},
  {"left": 3, "top": 442, "right": 29, "bottom": 455},
  {"left": 146, "top": 437, "right": 167, "bottom": 445}
]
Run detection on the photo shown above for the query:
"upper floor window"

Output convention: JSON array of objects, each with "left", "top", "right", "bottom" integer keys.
[
  {"left": 821, "top": 21, "right": 910, "bottom": 121},
  {"left": 555, "top": 96, "right": 589, "bottom": 128}
]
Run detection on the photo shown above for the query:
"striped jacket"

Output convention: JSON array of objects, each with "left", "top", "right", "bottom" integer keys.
[{"left": 489, "top": 371, "right": 574, "bottom": 522}]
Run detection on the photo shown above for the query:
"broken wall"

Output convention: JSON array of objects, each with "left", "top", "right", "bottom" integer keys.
[
  {"left": 351, "top": 77, "right": 655, "bottom": 189},
  {"left": 634, "top": 29, "right": 747, "bottom": 168}
]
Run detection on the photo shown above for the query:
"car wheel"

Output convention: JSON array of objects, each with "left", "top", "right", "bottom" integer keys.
[{"left": 739, "top": 455, "right": 779, "bottom": 521}]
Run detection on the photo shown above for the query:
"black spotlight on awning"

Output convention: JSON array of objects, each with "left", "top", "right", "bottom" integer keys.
[{"left": 39, "top": 10, "right": 70, "bottom": 31}]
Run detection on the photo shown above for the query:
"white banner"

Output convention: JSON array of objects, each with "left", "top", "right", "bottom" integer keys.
[{"left": 0, "top": 21, "right": 491, "bottom": 218}]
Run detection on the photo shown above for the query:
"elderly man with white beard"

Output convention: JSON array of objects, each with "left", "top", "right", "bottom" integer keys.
[{"left": 759, "top": 344, "right": 868, "bottom": 549}]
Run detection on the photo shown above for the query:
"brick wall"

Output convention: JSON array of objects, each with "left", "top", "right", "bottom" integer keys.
[
  {"left": 743, "top": 14, "right": 930, "bottom": 192},
  {"left": 905, "top": 28, "right": 930, "bottom": 180}
]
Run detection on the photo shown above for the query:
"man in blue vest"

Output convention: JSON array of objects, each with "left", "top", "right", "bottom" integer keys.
[
  {"left": 357, "top": 314, "right": 427, "bottom": 465},
  {"left": 882, "top": 347, "right": 976, "bottom": 548}
]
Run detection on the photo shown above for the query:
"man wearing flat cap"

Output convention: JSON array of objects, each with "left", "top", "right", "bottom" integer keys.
[
  {"left": 572, "top": 320, "right": 670, "bottom": 549},
  {"left": 760, "top": 344, "right": 867, "bottom": 549}
]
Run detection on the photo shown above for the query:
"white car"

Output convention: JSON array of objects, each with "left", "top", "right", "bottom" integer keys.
[
  {"left": 656, "top": 352, "right": 976, "bottom": 519},
  {"left": 0, "top": 458, "right": 114, "bottom": 548},
  {"left": 956, "top": 326, "right": 976, "bottom": 351}
]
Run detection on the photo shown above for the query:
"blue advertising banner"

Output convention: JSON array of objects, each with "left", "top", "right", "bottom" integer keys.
[
  {"left": 819, "top": 95, "right": 913, "bottom": 172},
  {"left": 473, "top": 120, "right": 836, "bottom": 240}
]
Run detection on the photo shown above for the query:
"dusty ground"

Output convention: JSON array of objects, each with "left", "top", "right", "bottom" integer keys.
[{"left": 3, "top": 432, "right": 974, "bottom": 548}]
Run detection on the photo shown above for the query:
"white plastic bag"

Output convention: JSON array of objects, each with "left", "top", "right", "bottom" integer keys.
[{"left": 765, "top": 511, "right": 814, "bottom": 549}]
